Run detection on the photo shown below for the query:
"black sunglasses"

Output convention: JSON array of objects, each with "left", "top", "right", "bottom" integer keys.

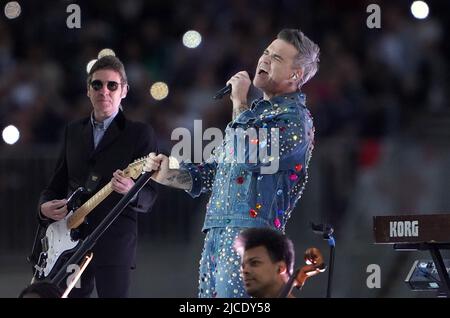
[{"left": 90, "top": 80, "right": 123, "bottom": 92}]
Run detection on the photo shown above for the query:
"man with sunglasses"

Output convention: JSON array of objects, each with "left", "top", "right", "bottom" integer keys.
[{"left": 37, "top": 55, "right": 159, "bottom": 298}]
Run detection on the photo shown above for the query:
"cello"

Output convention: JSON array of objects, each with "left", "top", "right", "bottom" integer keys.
[{"left": 278, "top": 247, "right": 326, "bottom": 298}]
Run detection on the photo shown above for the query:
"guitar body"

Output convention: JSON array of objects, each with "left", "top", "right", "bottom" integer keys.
[
  {"left": 29, "top": 155, "right": 151, "bottom": 281},
  {"left": 41, "top": 211, "right": 81, "bottom": 278},
  {"left": 31, "top": 187, "right": 86, "bottom": 280}
]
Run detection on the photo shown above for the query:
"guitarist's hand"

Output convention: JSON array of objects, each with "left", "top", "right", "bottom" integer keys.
[
  {"left": 40, "top": 199, "right": 68, "bottom": 221},
  {"left": 111, "top": 170, "right": 135, "bottom": 194}
]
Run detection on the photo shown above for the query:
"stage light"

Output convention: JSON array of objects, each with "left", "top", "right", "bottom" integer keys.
[
  {"left": 98, "top": 48, "right": 116, "bottom": 59},
  {"left": 86, "top": 59, "right": 97, "bottom": 74},
  {"left": 182, "top": 30, "right": 202, "bottom": 49},
  {"left": 4, "top": 1, "right": 21, "bottom": 19},
  {"left": 411, "top": 1, "right": 429, "bottom": 19},
  {"left": 150, "top": 82, "right": 169, "bottom": 100},
  {"left": 2, "top": 125, "right": 20, "bottom": 145}
]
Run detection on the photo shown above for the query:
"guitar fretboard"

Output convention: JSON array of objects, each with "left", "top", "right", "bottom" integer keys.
[
  {"left": 67, "top": 182, "right": 114, "bottom": 229},
  {"left": 65, "top": 156, "right": 148, "bottom": 230}
]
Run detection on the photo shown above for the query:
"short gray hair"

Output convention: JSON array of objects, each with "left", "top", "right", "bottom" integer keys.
[
  {"left": 87, "top": 55, "right": 128, "bottom": 86},
  {"left": 277, "top": 28, "right": 320, "bottom": 89}
]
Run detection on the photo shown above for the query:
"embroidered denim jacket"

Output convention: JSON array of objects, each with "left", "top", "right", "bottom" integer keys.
[{"left": 182, "top": 91, "right": 314, "bottom": 233}]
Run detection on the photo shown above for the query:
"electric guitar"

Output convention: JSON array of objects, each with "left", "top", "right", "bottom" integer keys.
[{"left": 31, "top": 155, "right": 151, "bottom": 280}]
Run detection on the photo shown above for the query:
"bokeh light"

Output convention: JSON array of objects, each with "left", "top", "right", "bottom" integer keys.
[
  {"left": 98, "top": 48, "right": 116, "bottom": 59},
  {"left": 4, "top": 1, "right": 21, "bottom": 19},
  {"left": 182, "top": 30, "right": 202, "bottom": 48},
  {"left": 411, "top": 1, "right": 429, "bottom": 19},
  {"left": 86, "top": 59, "right": 97, "bottom": 74},
  {"left": 2, "top": 125, "right": 20, "bottom": 145},
  {"left": 150, "top": 82, "right": 169, "bottom": 100}
]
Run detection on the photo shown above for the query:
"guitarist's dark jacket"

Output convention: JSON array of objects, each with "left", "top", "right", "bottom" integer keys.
[{"left": 35, "top": 110, "right": 158, "bottom": 268}]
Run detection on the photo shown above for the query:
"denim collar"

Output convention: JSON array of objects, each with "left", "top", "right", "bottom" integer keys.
[
  {"left": 271, "top": 91, "right": 306, "bottom": 106},
  {"left": 251, "top": 91, "right": 306, "bottom": 111},
  {"left": 233, "top": 92, "right": 306, "bottom": 126}
]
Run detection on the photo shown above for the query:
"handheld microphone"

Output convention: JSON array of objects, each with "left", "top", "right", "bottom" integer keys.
[
  {"left": 213, "top": 84, "right": 232, "bottom": 100},
  {"left": 213, "top": 72, "right": 253, "bottom": 100}
]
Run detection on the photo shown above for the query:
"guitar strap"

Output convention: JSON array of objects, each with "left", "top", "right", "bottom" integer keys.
[{"left": 84, "top": 171, "right": 102, "bottom": 194}]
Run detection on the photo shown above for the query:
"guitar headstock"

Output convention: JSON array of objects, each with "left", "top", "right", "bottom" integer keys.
[{"left": 123, "top": 154, "right": 151, "bottom": 179}]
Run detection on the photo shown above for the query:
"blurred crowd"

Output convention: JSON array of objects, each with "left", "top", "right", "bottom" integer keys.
[
  {"left": 1, "top": 0, "right": 448, "bottom": 147},
  {"left": 0, "top": 0, "right": 449, "bottom": 231}
]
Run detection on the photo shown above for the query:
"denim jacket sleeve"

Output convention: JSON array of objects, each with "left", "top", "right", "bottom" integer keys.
[{"left": 180, "top": 156, "right": 218, "bottom": 198}]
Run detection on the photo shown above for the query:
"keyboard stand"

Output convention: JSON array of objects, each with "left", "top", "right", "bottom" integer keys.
[{"left": 394, "top": 243, "right": 450, "bottom": 297}]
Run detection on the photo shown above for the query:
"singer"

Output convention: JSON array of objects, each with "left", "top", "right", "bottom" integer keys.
[{"left": 145, "top": 28, "right": 320, "bottom": 298}]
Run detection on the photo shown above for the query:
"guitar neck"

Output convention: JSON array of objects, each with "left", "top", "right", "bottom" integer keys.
[{"left": 67, "top": 182, "right": 114, "bottom": 229}]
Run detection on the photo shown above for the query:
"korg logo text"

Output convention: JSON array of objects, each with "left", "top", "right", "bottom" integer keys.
[{"left": 389, "top": 220, "right": 419, "bottom": 237}]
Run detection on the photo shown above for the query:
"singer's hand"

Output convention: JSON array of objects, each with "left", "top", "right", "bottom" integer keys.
[
  {"left": 143, "top": 154, "right": 192, "bottom": 190},
  {"left": 143, "top": 153, "right": 167, "bottom": 184},
  {"left": 226, "top": 71, "right": 251, "bottom": 108}
]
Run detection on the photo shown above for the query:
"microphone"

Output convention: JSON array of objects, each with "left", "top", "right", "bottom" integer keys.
[
  {"left": 213, "top": 84, "right": 231, "bottom": 100},
  {"left": 213, "top": 72, "right": 253, "bottom": 100}
]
